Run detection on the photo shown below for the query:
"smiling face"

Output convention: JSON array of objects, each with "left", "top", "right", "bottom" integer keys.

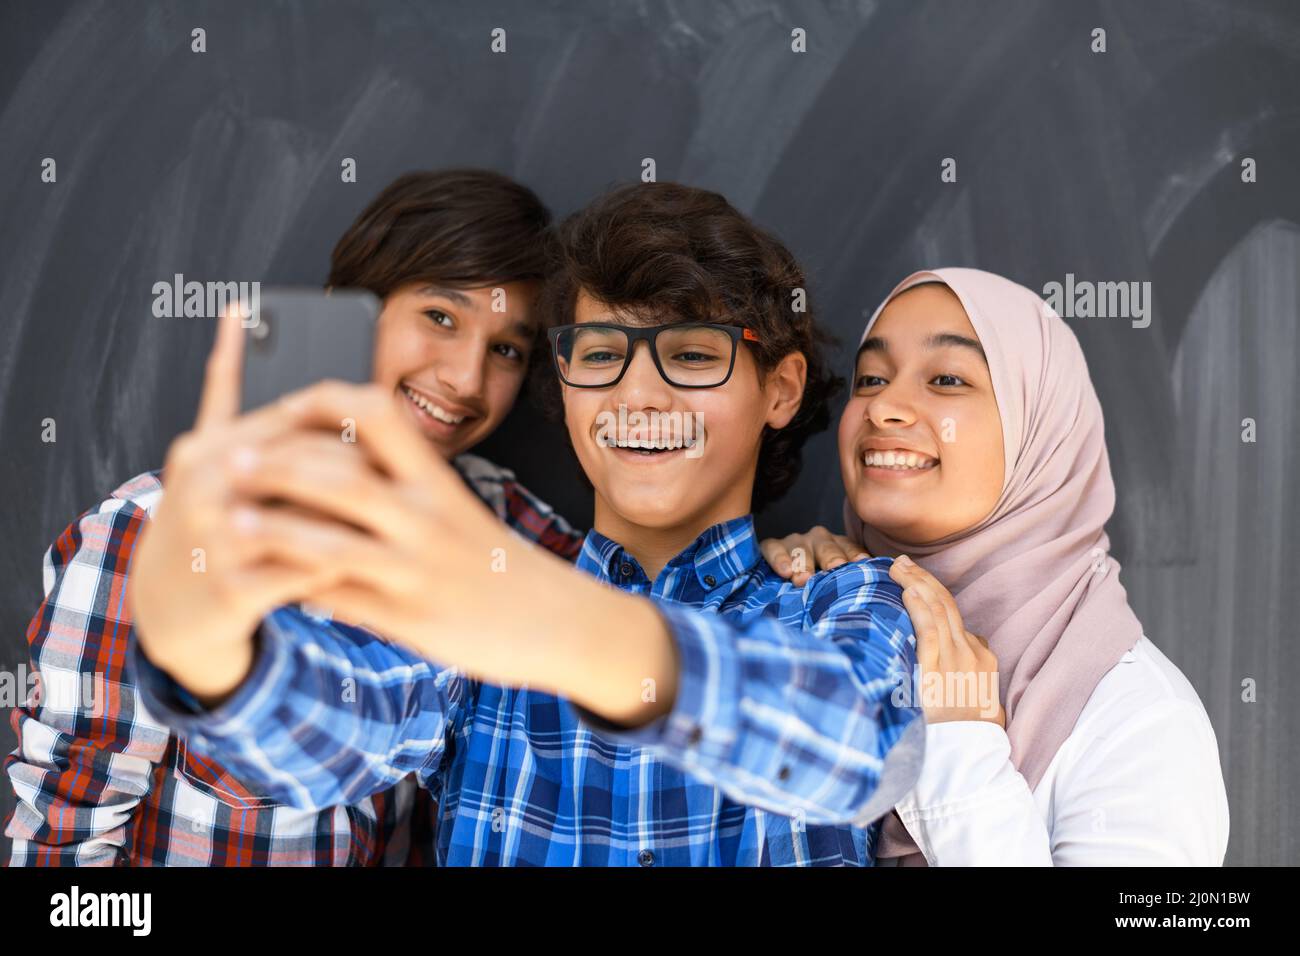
[
  {"left": 370, "top": 280, "right": 538, "bottom": 460},
  {"left": 562, "top": 289, "right": 805, "bottom": 547},
  {"left": 838, "top": 283, "right": 1005, "bottom": 545}
]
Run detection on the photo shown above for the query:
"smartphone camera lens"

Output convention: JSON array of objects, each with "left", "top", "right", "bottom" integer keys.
[{"left": 249, "top": 307, "right": 272, "bottom": 346}]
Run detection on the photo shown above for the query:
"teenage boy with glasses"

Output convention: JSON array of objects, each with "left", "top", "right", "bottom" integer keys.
[{"left": 126, "top": 182, "right": 924, "bottom": 866}]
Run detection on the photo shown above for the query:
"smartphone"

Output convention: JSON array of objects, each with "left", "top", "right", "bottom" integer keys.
[{"left": 239, "top": 287, "right": 380, "bottom": 413}]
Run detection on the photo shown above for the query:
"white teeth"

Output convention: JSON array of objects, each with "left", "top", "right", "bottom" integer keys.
[
  {"left": 403, "top": 386, "right": 466, "bottom": 424},
  {"left": 613, "top": 436, "right": 684, "bottom": 450},
  {"left": 863, "top": 449, "right": 936, "bottom": 470}
]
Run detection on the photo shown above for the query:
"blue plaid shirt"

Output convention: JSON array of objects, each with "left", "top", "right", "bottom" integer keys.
[{"left": 130, "top": 515, "right": 923, "bottom": 866}]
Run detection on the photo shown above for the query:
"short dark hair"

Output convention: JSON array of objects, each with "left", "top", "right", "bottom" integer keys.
[
  {"left": 327, "top": 168, "right": 552, "bottom": 297},
  {"left": 535, "top": 182, "right": 843, "bottom": 512}
]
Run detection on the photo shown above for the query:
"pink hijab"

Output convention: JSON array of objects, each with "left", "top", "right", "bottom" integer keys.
[{"left": 842, "top": 269, "right": 1145, "bottom": 865}]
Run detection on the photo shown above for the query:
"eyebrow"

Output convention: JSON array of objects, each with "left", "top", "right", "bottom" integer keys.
[
  {"left": 580, "top": 313, "right": 664, "bottom": 328},
  {"left": 858, "top": 332, "right": 987, "bottom": 363},
  {"left": 416, "top": 284, "right": 473, "bottom": 307},
  {"left": 417, "top": 285, "right": 536, "bottom": 338}
]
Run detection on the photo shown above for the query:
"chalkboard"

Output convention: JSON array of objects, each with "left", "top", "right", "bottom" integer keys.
[{"left": 1, "top": 0, "right": 1296, "bottom": 865}]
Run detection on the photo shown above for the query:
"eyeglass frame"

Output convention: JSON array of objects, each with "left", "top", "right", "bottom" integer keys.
[{"left": 546, "top": 321, "right": 761, "bottom": 389}]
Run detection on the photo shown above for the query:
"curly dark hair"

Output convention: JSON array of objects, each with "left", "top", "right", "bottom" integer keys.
[{"left": 532, "top": 181, "right": 843, "bottom": 512}]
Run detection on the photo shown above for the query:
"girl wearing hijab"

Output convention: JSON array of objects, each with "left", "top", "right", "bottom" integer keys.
[{"left": 763, "top": 267, "right": 1229, "bottom": 865}]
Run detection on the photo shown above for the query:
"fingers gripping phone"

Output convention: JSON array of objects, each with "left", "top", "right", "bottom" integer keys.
[{"left": 239, "top": 287, "right": 380, "bottom": 413}]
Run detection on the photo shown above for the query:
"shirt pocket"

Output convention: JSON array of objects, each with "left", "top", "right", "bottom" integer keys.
[{"left": 170, "top": 737, "right": 282, "bottom": 810}]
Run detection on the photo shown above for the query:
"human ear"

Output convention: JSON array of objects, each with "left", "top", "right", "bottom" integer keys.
[{"left": 764, "top": 351, "right": 807, "bottom": 430}]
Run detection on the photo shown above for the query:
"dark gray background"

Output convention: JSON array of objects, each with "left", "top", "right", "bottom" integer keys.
[{"left": 1, "top": 0, "right": 1295, "bottom": 865}]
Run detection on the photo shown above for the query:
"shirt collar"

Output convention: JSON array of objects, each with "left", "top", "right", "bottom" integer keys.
[{"left": 577, "top": 514, "right": 761, "bottom": 592}]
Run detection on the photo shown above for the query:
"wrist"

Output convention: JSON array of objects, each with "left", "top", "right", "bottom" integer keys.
[
  {"left": 496, "top": 547, "right": 678, "bottom": 726},
  {"left": 139, "top": 621, "right": 259, "bottom": 708},
  {"left": 188, "top": 637, "right": 258, "bottom": 708},
  {"left": 566, "top": 589, "right": 678, "bottom": 726}
]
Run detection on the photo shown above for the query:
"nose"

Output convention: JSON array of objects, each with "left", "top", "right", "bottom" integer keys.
[
  {"left": 865, "top": 379, "right": 919, "bottom": 429},
  {"left": 435, "top": 342, "right": 487, "bottom": 399},
  {"left": 612, "top": 340, "right": 673, "bottom": 411}
]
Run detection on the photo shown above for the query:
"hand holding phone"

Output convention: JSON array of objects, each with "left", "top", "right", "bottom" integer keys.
[{"left": 132, "top": 297, "right": 374, "bottom": 703}]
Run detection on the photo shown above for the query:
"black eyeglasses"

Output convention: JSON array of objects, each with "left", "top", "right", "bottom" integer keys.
[{"left": 547, "top": 322, "right": 761, "bottom": 389}]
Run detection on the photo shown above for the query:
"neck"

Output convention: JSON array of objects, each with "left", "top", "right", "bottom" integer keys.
[{"left": 593, "top": 498, "right": 750, "bottom": 580}]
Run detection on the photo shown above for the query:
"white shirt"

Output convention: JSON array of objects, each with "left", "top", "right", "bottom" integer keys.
[{"left": 884, "top": 636, "right": 1230, "bottom": 865}]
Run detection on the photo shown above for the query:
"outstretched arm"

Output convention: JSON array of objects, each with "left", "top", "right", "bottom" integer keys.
[{"left": 129, "top": 606, "right": 463, "bottom": 811}]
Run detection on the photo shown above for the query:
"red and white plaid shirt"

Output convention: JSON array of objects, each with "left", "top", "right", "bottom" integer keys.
[{"left": 4, "top": 455, "right": 583, "bottom": 866}]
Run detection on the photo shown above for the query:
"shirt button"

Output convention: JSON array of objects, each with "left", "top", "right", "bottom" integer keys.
[
  {"left": 620, "top": 562, "right": 634, "bottom": 577},
  {"left": 703, "top": 574, "right": 716, "bottom": 588},
  {"left": 687, "top": 725, "right": 703, "bottom": 746},
  {"left": 777, "top": 765, "right": 791, "bottom": 781},
  {"left": 638, "top": 849, "right": 655, "bottom": 867}
]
